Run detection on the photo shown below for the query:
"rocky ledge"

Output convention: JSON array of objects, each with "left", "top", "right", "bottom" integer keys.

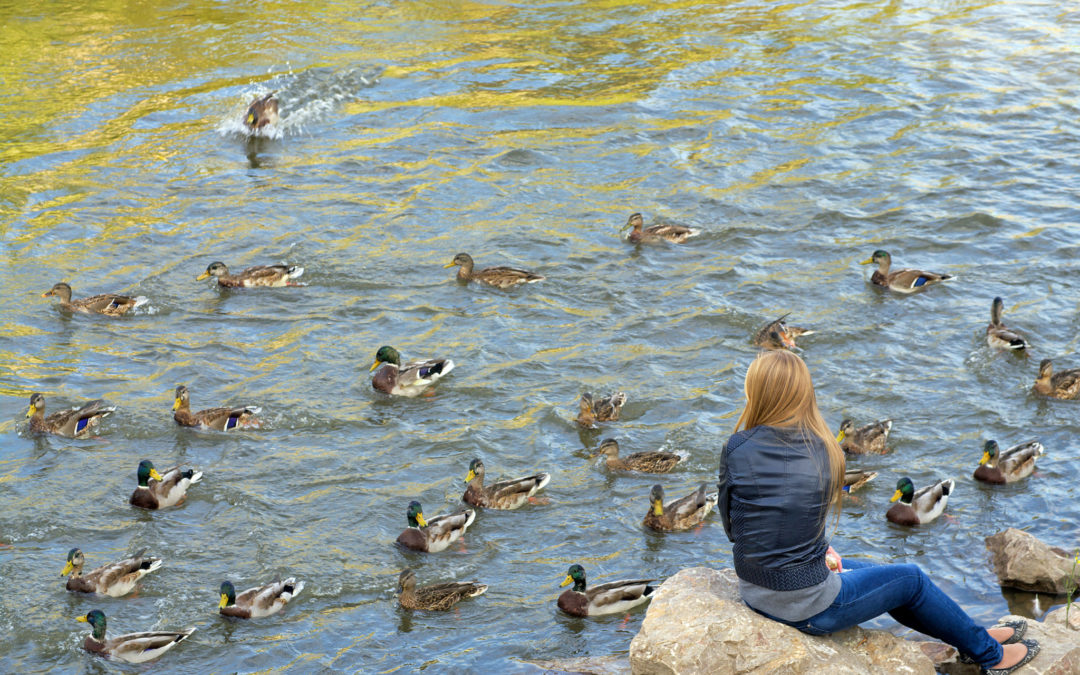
[
  {"left": 985, "top": 528, "right": 1076, "bottom": 594},
  {"left": 628, "top": 566, "right": 1080, "bottom": 675}
]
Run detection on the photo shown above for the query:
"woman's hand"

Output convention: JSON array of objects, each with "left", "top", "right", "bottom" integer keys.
[{"left": 825, "top": 545, "right": 843, "bottom": 573}]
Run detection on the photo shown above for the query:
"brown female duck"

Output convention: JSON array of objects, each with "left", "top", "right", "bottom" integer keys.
[
  {"left": 62, "top": 548, "right": 162, "bottom": 597},
  {"left": 196, "top": 261, "right": 304, "bottom": 288},
  {"left": 836, "top": 418, "right": 892, "bottom": 455},
  {"left": 444, "top": 252, "right": 544, "bottom": 288},
  {"left": 244, "top": 92, "right": 279, "bottom": 130},
  {"left": 576, "top": 391, "right": 627, "bottom": 427},
  {"left": 842, "top": 469, "right": 878, "bottom": 492},
  {"left": 620, "top": 212, "right": 699, "bottom": 244},
  {"left": 1033, "top": 359, "right": 1080, "bottom": 399},
  {"left": 642, "top": 483, "right": 717, "bottom": 532},
  {"left": 462, "top": 458, "right": 549, "bottom": 509},
  {"left": 986, "top": 297, "right": 1028, "bottom": 350},
  {"left": 42, "top": 282, "right": 147, "bottom": 316},
  {"left": 172, "top": 385, "right": 261, "bottom": 430},
  {"left": 397, "top": 568, "right": 487, "bottom": 611},
  {"left": 754, "top": 314, "right": 815, "bottom": 350},
  {"left": 26, "top": 393, "right": 114, "bottom": 438},
  {"left": 596, "top": 438, "right": 681, "bottom": 473},
  {"left": 860, "top": 250, "right": 954, "bottom": 293}
]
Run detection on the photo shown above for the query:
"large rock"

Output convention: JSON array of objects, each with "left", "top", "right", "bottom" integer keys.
[
  {"left": 937, "top": 606, "right": 1080, "bottom": 675},
  {"left": 628, "top": 567, "right": 937, "bottom": 675},
  {"left": 985, "top": 528, "right": 1075, "bottom": 593}
]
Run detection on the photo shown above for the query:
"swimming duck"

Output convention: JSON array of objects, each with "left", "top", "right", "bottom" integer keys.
[
  {"left": 836, "top": 418, "right": 892, "bottom": 455},
  {"left": 397, "top": 568, "right": 487, "bottom": 611},
  {"left": 753, "top": 314, "right": 815, "bottom": 350},
  {"left": 860, "top": 250, "right": 954, "bottom": 293},
  {"left": 196, "top": 261, "right": 304, "bottom": 288},
  {"left": 25, "top": 393, "right": 115, "bottom": 438},
  {"left": 172, "top": 385, "right": 261, "bottom": 431},
  {"left": 557, "top": 564, "right": 656, "bottom": 617},
  {"left": 63, "top": 548, "right": 162, "bottom": 597},
  {"left": 462, "top": 458, "right": 550, "bottom": 510},
  {"left": 620, "top": 212, "right": 699, "bottom": 244},
  {"left": 986, "top": 297, "right": 1028, "bottom": 350},
  {"left": 642, "top": 483, "right": 717, "bottom": 532},
  {"left": 973, "top": 440, "right": 1045, "bottom": 484},
  {"left": 886, "top": 477, "right": 954, "bottom": 526},
  {"left": 577, "top": 391, "right": 627, "bottom": 427},
  {"left": 396, "top": 500, "right": 476, "bottom": 553},
  {"left": 244, "top": 92, "right": 279, "bottom": 130},
  {"left": 843, "top": 469, "right": 878, "bottom": 492},
  {"left": 596, "top": 438, "right": 681, "bottom": 473},
  {"left": 219, "top": 578, "right": 304, "bottom": 618},
  {"left": 443, "top": 252, "right": 544, "bottom": 288},
  {"left": 369, "top": 346, "right": 454, "bottom": 397},
  {"left": 1033, "top": 359, "right": 1080, "bottom": 399},
  {"left": 76, "top": 610, "right": 195, "bottom": 663},
  {"left": 42, "top": 282, "right": 147, "bottom": 317},
  {"left": 129, "top": 460, "right": 203, "bottom": 510}
]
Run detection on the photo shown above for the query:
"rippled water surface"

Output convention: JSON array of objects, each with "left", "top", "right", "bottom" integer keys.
[{"left": 2, "top": 0, "right": 1079, "bottom": 671}]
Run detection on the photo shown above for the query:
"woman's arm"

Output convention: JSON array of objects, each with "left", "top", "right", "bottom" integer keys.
[{"left": 717, "top": 441, "right": 734, "bottom": 542}]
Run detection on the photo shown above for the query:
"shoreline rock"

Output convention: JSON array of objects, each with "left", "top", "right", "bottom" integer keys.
[{"left": 985, "top": 528, "right": 1076, "bottom": 594}]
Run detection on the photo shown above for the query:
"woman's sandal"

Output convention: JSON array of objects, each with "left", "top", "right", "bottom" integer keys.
[
  {"left": 958, "top": 620, "right": 1028, "bottom": 664},
  {"left": 981, "top": 639, "right": 1040, "bottom": 675}
]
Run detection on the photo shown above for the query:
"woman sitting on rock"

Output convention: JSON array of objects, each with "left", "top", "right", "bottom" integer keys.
[{"left": 717, "top": 350, "right": 1038, "bottom": 675}]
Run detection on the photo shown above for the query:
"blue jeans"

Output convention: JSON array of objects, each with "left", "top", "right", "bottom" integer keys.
[{"left": 756, "top": 559, "right": 1003, "bottom": 667}]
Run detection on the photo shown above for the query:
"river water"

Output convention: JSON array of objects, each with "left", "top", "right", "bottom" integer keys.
[{"left": 2, "top": 0, "right": 1078, "bottom": 672}]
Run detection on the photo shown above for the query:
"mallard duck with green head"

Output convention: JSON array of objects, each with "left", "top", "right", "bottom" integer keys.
[
  {"left": 577, "top": 391, "right": 627, "bottom": 427},
  {"left": 76, "top": 610, "right": 195, "bottom": 663},
  {"left": 621, "top": 212, "right": 699, "bottom": 244},
  {"left": 244, "top": 92, "right": 279, "bottom": 130},
  {"left": 443, "top": 252, "right": 544, "bottom": 288},
  {"left": 986, "top": 297, "right": 1028, "bottom": 350},
  {"left": 596, "top": 438, "right": 681, "bottom": 473},
  {"left": 836, "top": 418, "right": 892, "bottom": 455},
  {"left": 642, "top": 483, "right": 717, "bottom": 532},
  {"left": 843, "top": 469, "right": 878, "bottom": 492},
  {"left": 557, "top": 564, "right": 656, "bottom": 617},
  {"left": 397, "top": 568, "right": 487, "bottom": 611},
  {"left": 974, "top": 440, "right": 1044, "bottom": 484},
  {"left": 196, "top": 261, "right": 304, "bottom": 288},
  {"left": 219, "top": 577, "right": 304, "bottom": 618},
  {"left": 754, "top": 314, "right": 815, "bottom": 350},
  {"left": 42, "top": 282, "right": 147, "bottom": 317},
  {"left": 1034, "top": 359, "right": 1080, "bottom": 399},
  {"left": 396, "top": 500, "right": 476, "bottom": 552},
  {"left": 860, "top": 250, "right": 954, "bottom": 293},
  {"left": 462, "top": 458, "right": 549, "bottom": 510},
  {"left": 369, "top": 346, "right": 454, "bottom": 397},
  {"left": 63, "top": 548, "right": 162, "bottom": 597},
  {"left": 886, "top": 476, "right": 953, "bottom": 526},
  {"left": 129, "top": 460, "right": 202, "bottom": 510},
  {"left": 25, "top": 393, "right": 114, "bottom": 438},
  {"left": 172, "top": 385, "right": 261, "bottom": 431}
]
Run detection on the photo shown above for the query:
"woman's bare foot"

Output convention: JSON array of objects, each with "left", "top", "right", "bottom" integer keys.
[
  {"left": 991, "top": 643, "right": 1028, "bottom": 670},
  {"left": 987, "top": 626, "right": 1014, "bottom": 643}
]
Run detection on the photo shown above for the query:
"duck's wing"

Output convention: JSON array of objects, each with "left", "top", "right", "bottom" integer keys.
[
  {"left": 474, "top": 266, "right": 545, "bottom": 287},
  {"left": 104, "top": 628, "right": 195, "bottom": 663},
  {"left": 585, "top": 579, "right": 656, "bottom": 614},
  {"left": 191, "top": 406, "right": 261, "bottom": 431},
  {"left": 886, "top": 268, "right": 954, "bottom": 291},
  {"left": 46, "top": 400, "right": 115, "bottom": 436}
]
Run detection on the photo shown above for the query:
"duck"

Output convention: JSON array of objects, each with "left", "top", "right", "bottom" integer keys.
[
  {"left": 172, "top": 385, "right": 261, "bottom": 431},
  {"left": 576, "top": 391, "right": 627, "bottom": 427},
  {"left": 42, "top": 282, "right": 147, "bottom": 317},
  {"left": 369, "top": 346, "right": 454, "bottom": 397},
  {"left": 620, "top": 212, "right": 699, "bottom": 244},
  {"left": 219, "top": 577, "right": 304, "bottom": 618},
  {"left": 836, "top": 418, "right": 892, "bottom": 455},
  {"left": 462, "top": 458, "right": 549, "bottom": 510},
  {"left": 973, "top": 440, "right": 1045, "bottom": 484},
  {"left": 843, "top": 469, "right": 878, "bottom": 492},
  {"left": 196, "top": 261, "right": 304, "bottom": 288},
  {"left": 1033, "top": 359, "right": 1080, "bottom": 399},
  {"left": 860, "top": 250, "right": 954, "bottom": 293},
  {"left": 129, "top": 460, "right": 203, "bottom": 510},
  {"left": 443, "top": 252, "right": 544, "bottom": 288},
  {"left": 76, "top": 610, "right": 195, "bottom": 663},
  {"left": 396, "top": 500, "right": 476, "bottom": 552},
  {"left": 986, "top": 297, "right": 1028, "bottom": 350},
  {"left": 397, "top": 568, "right": 487, "bottom": 611},
  {"left": 557, "top": 564, "right": 656, "bottom": 617},
  {"left": 62, "top": 548, "right": 162, "bottom": 597},
  {"left": 25, "top": 393, "right": 115, "bottom": 438},
  {"left": 244, "top": 92, "right": 279, "bottom": 130},
  {"left": 642, "top": 483, "right": 717, "bottom": 532},
  {"left": 596, "top": 438, "right": 681, "bottom": 473},
  {"left": 753, "top": 314, "right": 815, "bottom": 350},
  {"left": 886, "top": 476, "right": 954, "bottom": 526}
]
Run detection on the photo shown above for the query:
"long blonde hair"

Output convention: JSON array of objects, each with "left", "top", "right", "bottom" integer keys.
[{"left": 735, "top": 350, "right": 845, "bottom": 522}]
